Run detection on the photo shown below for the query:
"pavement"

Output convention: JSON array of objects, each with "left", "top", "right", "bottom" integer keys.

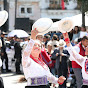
[
  {"left": 1, "top": 73, "right": 27, "bottom": 88},
  {"left": 1, "top": 72, "right": 73, "bottom": 88}
]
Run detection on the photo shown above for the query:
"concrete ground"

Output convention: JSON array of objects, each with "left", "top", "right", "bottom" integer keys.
[
  {"left": 1, "top": 72, "right": 73, "bottom": 88},
  {"left": 1, "top": 73, "right": 26, "bottom": 88}
]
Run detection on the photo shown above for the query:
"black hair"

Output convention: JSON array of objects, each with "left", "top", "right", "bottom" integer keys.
[
  {"left": 44, "top": 35, "right": 50, "bottom": 39},
  {"left": 81, "top": 36, "right": 88, "bottom": 41},
  {"left": 52, "top": 34, "right": 58, "bottom": 40},
  {"left": 73, "top": 26, "right": 80, "bottom": 34}
]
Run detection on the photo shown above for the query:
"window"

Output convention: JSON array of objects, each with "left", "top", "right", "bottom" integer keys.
[
  {"left": 21, "top": 7, "right": 25, "bottom": 13},
  {"left": 50, "top": 0, "right": 58, "bottom": 4},
  {"left": 49, "top": 0, "right": 60, "bottom": 9},
  {"left": 27, "top": 8, "right": 32, "bottom": 13},
  {"left": 19, "top": 5, "right": 33, "bottom": 16},
  {"left": 55, "top": 1, "right": 58, "bottom": 4},
  {"left": 50, "top": 0, "right": 54, "bottom": 4}
]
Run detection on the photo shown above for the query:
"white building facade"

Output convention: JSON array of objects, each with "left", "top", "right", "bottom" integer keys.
[{"left": 0, "top": 0, "right": 81, "bottom": 32}]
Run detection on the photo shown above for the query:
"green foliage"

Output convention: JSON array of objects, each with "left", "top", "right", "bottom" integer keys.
[
  {"left": 77, "top": 0, "right": 88, "bottom": 12},
  {"left": 64, "top": 0, "right": 68, "bottom": 2},
  {"left": 64, "top": 0, "right": 88, "bottom": 12}
]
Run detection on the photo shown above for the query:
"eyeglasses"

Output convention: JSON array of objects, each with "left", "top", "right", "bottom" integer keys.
[{"left": 34, "top": 44, "right": 41, "bottom": 47}]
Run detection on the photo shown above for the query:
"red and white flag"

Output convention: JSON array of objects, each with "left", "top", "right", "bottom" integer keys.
[{"left": 61, "top": 0, "right": 65, "bottom": 10}]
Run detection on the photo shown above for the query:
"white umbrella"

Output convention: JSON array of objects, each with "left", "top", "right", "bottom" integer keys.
[
  {"left": 49, "top": 14, "right": 88, "bottom": 32},
  {"left": 49, "top": 17, "right": 74, "bottom": 33},
  {"left": 8, "top": 30, "right": 29, "bottom": 38},
  {"left": 70, "top": 14, "right": 88, "bottom": 26},
  {"left": 48, "top": 21, "right": 60, "bottom": 32}
]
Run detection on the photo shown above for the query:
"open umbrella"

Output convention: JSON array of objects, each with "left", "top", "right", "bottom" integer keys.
[
  {"left": 70, "top": 14, "right": 88, "bottom": 26},
  {"left": 49, "top": 13, "right": 88, "bottom": 32},
  {"left": 8, "top": 29, "right": 29, "bottom": 38},
  {"left": 49, "top": 17, "right": 74, "bottom": 33}
]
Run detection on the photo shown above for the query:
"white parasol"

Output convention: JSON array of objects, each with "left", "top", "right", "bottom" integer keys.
[{"left": 8, "top": 29, "right": 29, "bottom": 38}]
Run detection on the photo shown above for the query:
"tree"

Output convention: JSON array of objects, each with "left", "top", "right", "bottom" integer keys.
[
  {"left": 65, "top": 0, "right": 88, "bottom": 27},
  {"left": 78, "top": 0, "right": 88, "bottom": 27}
]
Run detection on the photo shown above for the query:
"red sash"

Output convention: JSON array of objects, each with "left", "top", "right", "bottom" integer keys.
[{"left": 30, "top": 54, "right": 48, "bottom": 70}]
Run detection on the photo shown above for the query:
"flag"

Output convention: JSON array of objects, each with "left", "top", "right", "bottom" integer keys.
[{"left": 61, "top": 0, "right": 65, "bottom": 10}]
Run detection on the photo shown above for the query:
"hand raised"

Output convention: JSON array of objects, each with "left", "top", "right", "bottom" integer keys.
[
  {"left": 31, "top": 28, "right": 39, "bottom": 40},
  {"left": 63, "top": 32, "right": 69, "bottom": 39}
]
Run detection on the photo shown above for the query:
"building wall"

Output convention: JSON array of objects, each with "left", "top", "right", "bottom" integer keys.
[
  {"left": 0, "top": 1, "right": 3, "bottom": 10},
  {"left": 9, "top": 1, "right": 15, "bottom": 31},
  {"left": 0, "top": 0, "right": 82, "bottom": 32},
  {"left": 17, "top": 1, "right": 41, "bottom": 20},
  {"left": 39, "top": 0, "right": 49, "bottom": 9},
  {"left": 41, "top": 10, "right": 80, "bottom": 19}
]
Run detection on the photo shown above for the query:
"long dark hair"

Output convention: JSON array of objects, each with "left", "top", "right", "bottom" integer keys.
[{"left": 73, "top": 26, "right": 80, "bottom": 34}]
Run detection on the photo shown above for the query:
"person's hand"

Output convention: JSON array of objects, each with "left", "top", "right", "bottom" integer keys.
[
  {"left": 58, "top": 76, "right": 66, "bottom": 85},
  {"left": 1, "top": 53, "right": 4, "bottom": 56},
  {"left": 60, "top": 53, "right": 65, "bottom": 56},
  {"left": 56, "top": 53, "right": 59, "bottom": 56},
  {"left": 63, "top": 32, "right": 69, "bottom": 39},
  {"left": 63, "top": 32, "right": 70, "bottom": 46},
  {"left": 31, "top": 28, "right": 39, "bottom": 40}
]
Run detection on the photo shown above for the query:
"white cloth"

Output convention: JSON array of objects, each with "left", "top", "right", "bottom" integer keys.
[
  {"left": 6, "top": 47, "right": 15, "bottom": 58},
  {"left": 67, "top": 45, "right": 88, "bottom": 81},
  {"left": 0, "top": 58, "right": 2, "bottom": 67},
  {"left": 22, "top": 39, "right": 58, "bottom": 85},
  {"left": 6, "top": 47, "right": 15, "bottom": 70},
  {"left": 79, "top": 31, "right": 87, "bottom": 38},
  {"left": 69, "top": 44, "right": 86, "bottom": 61},
  {"left": 73, "top": 45, "right": 80, "bottom": 53},
  {"left": 0, "top": 39, "right": 2, "bottom": 47}
]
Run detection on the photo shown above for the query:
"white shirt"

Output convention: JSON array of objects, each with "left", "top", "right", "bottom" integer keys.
[
  {"left": 0, "top": 39, "right": 2, "bottom": 47},
  {"left": 22, "top": 39, "right": 58, "bottom": 85},
  {"left": 79, "top": 31, "right": 87, "bottom": 38},
  {"left": 69, "top": 43, "right": 85, "bottom": 60},
  {"left": 67, "top": 45, "right": 88, "bottom": 81},
  {"left": 0, "top": 59, "right": 2, "bottom": 67}
]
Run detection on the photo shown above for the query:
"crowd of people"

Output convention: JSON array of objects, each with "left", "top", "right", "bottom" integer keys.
[
  {"left": 0, "top": 10, "right": 88, "bottom": 88},
  {"left": 0, "top": 25, "right": 88, "bottom": 88}
]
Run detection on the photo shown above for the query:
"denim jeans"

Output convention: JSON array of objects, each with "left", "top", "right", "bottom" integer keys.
[{"left": 73, "top": 68, "right": 83, "bottom": 88}]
